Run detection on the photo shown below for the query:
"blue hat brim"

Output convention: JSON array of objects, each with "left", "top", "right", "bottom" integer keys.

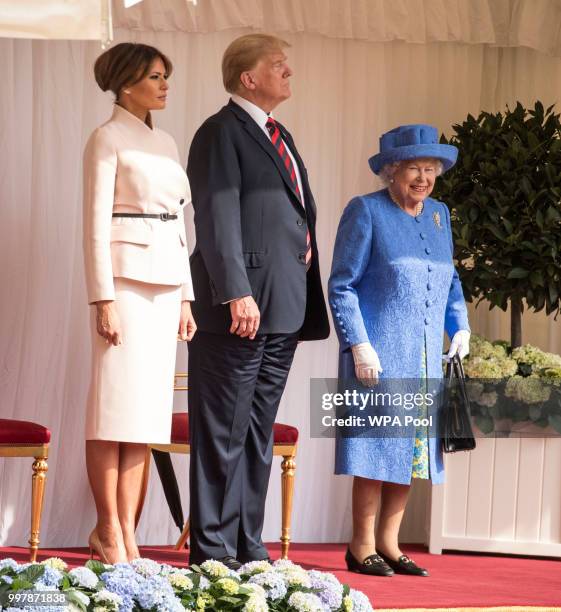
[{"left": 368, "top": 143, "right": 458, "bottom": 175}]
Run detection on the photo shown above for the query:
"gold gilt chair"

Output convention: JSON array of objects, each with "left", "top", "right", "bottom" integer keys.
[
  {"left": 0, "top": 418, "right": 50, "bottom": 561},
  {"left": 137, "top": 372, "right": 299, "bottom": 560}
]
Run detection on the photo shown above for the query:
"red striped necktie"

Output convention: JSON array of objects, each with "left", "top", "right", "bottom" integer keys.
[{"left": 266, "top": 117, "right": 312, "bottom": 270}]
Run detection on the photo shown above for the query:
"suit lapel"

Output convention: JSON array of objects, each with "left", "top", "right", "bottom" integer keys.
[
  {"left": 276, "top": 121, "right": 317, "bottom": 222},
  {"left": 228, "top": 101, "right": 303, "bottom": 211}
]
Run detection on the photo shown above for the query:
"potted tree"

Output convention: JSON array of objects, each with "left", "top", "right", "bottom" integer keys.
[
  {"left": 433, "top": 102, "right": 561, "bottom": 435},
  {"left": 434, "top": 101, "right": 561, "bottom": 348}
]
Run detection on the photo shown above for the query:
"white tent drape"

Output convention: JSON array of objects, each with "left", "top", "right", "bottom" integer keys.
[
  {"left": 2, "top": 3, "right": 561, "bottom": 549},
  {"left": 113, "top": 0, "right": 561, "bottom": 58}
]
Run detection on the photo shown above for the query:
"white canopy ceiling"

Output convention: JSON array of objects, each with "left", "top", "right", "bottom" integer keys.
[{"left": 0, "top": 0, "right": 560, "bottom": 57}]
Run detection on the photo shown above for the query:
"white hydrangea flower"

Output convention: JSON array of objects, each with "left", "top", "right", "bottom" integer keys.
[
  {"left": 69, "top": 566, "right": 99, "bottom": 589},
  {"left": 287, "top": 591, "right": 324, "bottom": 612},
  {"left": 167, "top": 571, "right": 194, "bottom": 590},
  {"left": 41, "top": 557, "right": 68, "bottom": 571},
  {"left": 92, "top": 588, "right": 123, "bottom": 608},
  {"left": 200, "top": 559, "right": 230, "bottom": 578},
  {"left": 216, "top": 577, "right": 240, "bottom": 595},
  {"left": 239, "top": 560, "right": 274, "bottom": 575},
  {"left": 130, "top": 557, "right": 161, "bottom": 577},
  {"left": 243, "top": 593, "right": 268, "bottom": 612},
  {"left": 243, "top": 583, "right": 267, "bottom": 599},
  {"left": 71, "top": 590, "right": 91, "bottom": 607},
  {"left": 278, "top": 567, "right": 312, "bottom": 588}
]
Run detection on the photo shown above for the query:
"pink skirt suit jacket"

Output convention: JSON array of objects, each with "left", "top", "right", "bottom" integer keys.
[{"left": 82, "top": 104, "right": 194, "bottom": 443}]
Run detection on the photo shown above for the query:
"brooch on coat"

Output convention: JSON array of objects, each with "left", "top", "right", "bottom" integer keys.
[{"left": 433, "top": 212, "right": 442, "bottom": 229}]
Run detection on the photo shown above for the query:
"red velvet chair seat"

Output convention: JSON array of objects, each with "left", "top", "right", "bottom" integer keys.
[
  {"left": 170, "top": 412, "right": 298, "bottom": 445},
  {"left": 0, "top": 419, "right": 51, "bottom": 445}
]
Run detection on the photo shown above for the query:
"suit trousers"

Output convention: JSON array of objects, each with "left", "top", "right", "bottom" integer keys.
[{"left": 188, "top": 330, "right": 299, "bottom": 563}]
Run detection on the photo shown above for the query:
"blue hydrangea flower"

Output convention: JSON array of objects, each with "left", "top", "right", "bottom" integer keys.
[
  {"left": 350, "top": 588, "right": 374, "bottom": 611},
  {"left": 248, "top": 570, "right": 287, "bottom": 601},
  {"left": 136, "top": 574, "right": 182, "bottom": 611},
  {"left": 36, "top": 566, "right": 63, "bottom": 588},
  {"left": 308, "top": 570, "right": 343, "bottom": 610},
  {"left": 101, "top": 565, "right": 144, "bottom": 612},
  {"left": 0, "top": 558, "right": 19, "bottom": 571},
  {"left": 69, "top": 566, "right": 99, "bottom": 589}
]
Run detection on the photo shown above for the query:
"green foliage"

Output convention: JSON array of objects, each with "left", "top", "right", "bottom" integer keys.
[{"left": 433, "top": 101, "right": 561, "bottom": 319}]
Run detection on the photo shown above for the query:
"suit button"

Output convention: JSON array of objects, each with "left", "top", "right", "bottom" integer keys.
[
  {"left": 179, "top": 198, "right": 185, "bottom": 205},
  {"left": 297, "top": 218, "right": 304, "bottom": 226},
  {"left": 298, "top": 252, "right": 306, "bottom": 263},
  {"left": 425, "top": 247, "right": 431, "bottom": 255}
]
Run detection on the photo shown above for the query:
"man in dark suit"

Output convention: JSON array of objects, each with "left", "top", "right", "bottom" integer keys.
[{"left": 186, "top": 33, "right": 330, "bottom": 569}]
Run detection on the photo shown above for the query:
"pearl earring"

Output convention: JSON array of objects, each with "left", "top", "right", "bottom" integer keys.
[
  {"left": 389, "top": 178, "right": 394, "bottom": 184},
  {"left": 124, "top": 89, "right": 131, "bottom": 94}
]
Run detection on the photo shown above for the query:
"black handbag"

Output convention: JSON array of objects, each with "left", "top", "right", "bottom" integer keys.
[{"left": 442, "top": 354, "right": 476, "bottom": 453}]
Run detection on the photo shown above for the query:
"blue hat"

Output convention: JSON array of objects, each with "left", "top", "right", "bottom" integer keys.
[{"left": 368, "top": 124, "right": 458, "bottom": 175}]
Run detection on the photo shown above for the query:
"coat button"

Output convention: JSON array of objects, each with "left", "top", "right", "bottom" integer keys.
[
  {"left": 336, "top": 313, "right": 342, "bottom": 319},
  {"left": 420, "top": 232, "right": 427, "bottom": 239},
  {"left": 297, "top": 218, "right": 304, "bottom": 226},
  {"left": 427, "top": 283, "right": 432, "bottom": 290},
  {"left": 425, "top": 247, "right": 431, "bottom": 254},
  {"left": 298, "top": 252, "right": 306, "bottom": 263},
  {"left": 425, "top": 317, "right": 430, "bottom": 325},
  {"left": 426, "top": 299, "right": 431, "bottom": 307},
  {"left": 415, "top": 216, "right": 422, "bottom": 223},
  {"left": 179, "top": 198, "right": 185, "bottom": 205},
  {"left": 428, "top": 264, "right": 434, "bottom": 272}
]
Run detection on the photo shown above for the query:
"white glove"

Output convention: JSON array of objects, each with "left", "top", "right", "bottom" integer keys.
[
  {"left": 351, "top": 342, "right": 383, "bottom": 387},
  {"left": 446, "top": 330, "right": 471, "bottom": 361}
]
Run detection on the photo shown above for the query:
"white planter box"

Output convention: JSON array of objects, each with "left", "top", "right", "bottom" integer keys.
[{"left": 429, "top": 437, "right": 561, "bottom": 557}]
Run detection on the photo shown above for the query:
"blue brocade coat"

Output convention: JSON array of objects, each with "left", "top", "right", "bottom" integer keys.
[{"left": 328, "top": 189, "right": 470, "bottom": 484}]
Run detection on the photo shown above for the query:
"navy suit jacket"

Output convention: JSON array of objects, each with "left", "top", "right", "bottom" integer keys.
[{"left": 187, "top": 100, "right": 330, "bottom": 340}]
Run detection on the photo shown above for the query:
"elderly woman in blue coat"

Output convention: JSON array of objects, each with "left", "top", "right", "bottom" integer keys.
[{"left": 328, "top": 124, "right": 470, "bottom": 577}]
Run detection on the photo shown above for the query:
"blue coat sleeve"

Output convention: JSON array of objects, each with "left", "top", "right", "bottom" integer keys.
[
  {"left": 442, "top": 202, "right": 470, "bottom": 339},
  {"left": 328, "top": 197, "right": 372, "bottom": 351}
]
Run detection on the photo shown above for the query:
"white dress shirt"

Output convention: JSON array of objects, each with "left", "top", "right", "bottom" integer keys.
[{"left": 231, "top": 94, "right": 305, "bottom": 206}]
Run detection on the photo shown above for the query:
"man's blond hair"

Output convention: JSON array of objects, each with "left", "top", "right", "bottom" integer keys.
[{"left": 222, "top": 33, "right": 290, "bottom": 94}]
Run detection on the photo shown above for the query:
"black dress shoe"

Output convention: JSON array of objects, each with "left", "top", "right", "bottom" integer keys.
[
  {"left": 376, "top": 551, "right": 429, "bottom": 577},
  {"left": 345, "top": 547, "right": 394, "bottom": 576},
  {"left": 217, "top": 556, "right": 242, "bottom": 571}
]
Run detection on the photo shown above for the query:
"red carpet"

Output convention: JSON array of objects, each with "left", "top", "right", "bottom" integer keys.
[{"left": 1, "top": 543, "right": 560, "bottom": 609}]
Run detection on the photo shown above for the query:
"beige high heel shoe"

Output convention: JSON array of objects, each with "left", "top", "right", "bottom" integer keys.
[{"left": 88, "top": 529, "right": 109, "bottom": 564}]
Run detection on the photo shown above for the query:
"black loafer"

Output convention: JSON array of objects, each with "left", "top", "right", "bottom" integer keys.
[
  {"left": 377, "top": 551, "right": 429, "bottom": 577},
  {"left": 345, "top": 547, "right": 394, "bottom": 576}
]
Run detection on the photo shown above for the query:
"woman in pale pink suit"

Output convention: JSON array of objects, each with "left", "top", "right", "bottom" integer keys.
[{"left": 83, "top": 43, "right": 196, "bottom": 564}]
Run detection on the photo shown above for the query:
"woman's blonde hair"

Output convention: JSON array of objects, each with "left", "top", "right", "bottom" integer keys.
[{"left": 222, "top": 33, "right": 290, "bottom": 94}]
